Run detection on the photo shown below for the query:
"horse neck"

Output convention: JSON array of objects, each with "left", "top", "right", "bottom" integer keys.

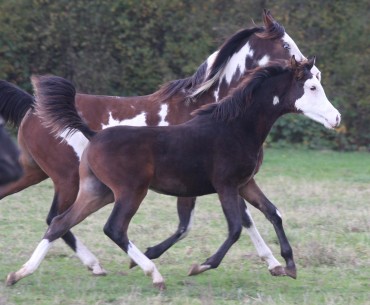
[
  {"left": 211, "top": 41, "right": 274, "bottom": 102},
  {"left": 235, "top": 77, "right": 291, "bottom": 147}
]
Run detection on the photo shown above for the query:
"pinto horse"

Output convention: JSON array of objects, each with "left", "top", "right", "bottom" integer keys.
[
  {"left": 7, "top": 57, "right": 340, "bottom": 289},
  {"left": 0, "top": 11, "right": 321, "bottom": 275},
  {"left": 0, "top": 117, "right": 23, "bottom": 185}
]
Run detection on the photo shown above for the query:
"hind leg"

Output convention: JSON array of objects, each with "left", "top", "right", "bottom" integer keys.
[
  {"left": 239, "top": 179, "right": 296, "bottom": 279},
  {"left": 238, "top": 197, "right": 283, "bottom": 274},
  {"left": 46, "top": 187, "right": 108, "bottom": 275},
  {"left": 130, "top": 196, "right": 196, "bottom": 268},
  {"left": 0, "top": 160, "right": 47, "bottom": 199},
  {"left": 6, "top": 169, "right": 113, "bottom": 286},
  {"left": 104, "top": 187, "right": 165, "bottom": 290}
]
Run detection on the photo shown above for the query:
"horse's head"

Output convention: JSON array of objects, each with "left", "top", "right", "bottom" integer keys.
[
  {"left": 288, "top": 56, "right": 340, "bottom": 129},
  {"left": 252, "top": 10, "right": 321, "bottom": 81},
  {"left": 192, "top": 10, "right": 322, "bottom": 102}
]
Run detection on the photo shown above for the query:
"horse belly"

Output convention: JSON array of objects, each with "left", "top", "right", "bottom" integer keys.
[{"left": 149, "top": 176, "right": 215, "bottom": 197}]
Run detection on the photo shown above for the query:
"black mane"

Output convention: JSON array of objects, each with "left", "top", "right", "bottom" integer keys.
[
  {"left": 157, "top": 27, "right": 265, "bottom": 102},
  {"left": 194, "top": 64, "right": 289, "bottom": 122}
]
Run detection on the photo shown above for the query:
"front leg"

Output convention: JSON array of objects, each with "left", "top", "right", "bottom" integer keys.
[
  {"left": 238, "top": 197, "right": 283, "bottom": 275},
  {"left": 239, "top": 179, "right": 297, "bottom": 279},
  {"left": 188, "top": 187, "right": 242, "bottom": 276}
]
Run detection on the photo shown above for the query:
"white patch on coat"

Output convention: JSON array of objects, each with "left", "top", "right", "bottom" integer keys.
[
  {"left": 102, "top": 111, "right": 147, "bottom": 129},
  {"left": 59, "top": 130, "right": 89, "bottom": 160},
  {"left": 273, "top": 96, "right": 280, "bottom": 106},
  {"left": 295, "top": 77, "right": 341, "bottom": 129},
  {"left": 205, "top": 51, "right": 219, "bottom": 78},
  {"left": 276, "top": 209, "right": 282, "bottom": 219},
  {"left": 258, "top": 55, "right": 270, "bottom": 66},
  {"left": 158, "top": 104, "right": 169, "bottom": 126},
  {"left": 222, "top": 42, "right": 254, "bottom": 85}
]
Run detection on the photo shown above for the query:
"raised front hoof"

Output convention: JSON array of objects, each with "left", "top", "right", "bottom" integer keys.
[
  {"left": 153, "top": 281, "right": 166, "bottom": 291},
  {"left": 188, "top": 264, "right": 211, "bottom": 276},
  {"left": 6, "top": 272, "right": 18, "bottom": 286},
  {"left": 129, "top": 260, "right": 137, "bottom": 269}
]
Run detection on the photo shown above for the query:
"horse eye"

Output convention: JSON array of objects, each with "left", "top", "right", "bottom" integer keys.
[
  {"left": 310, "top": 86, "right": 316, "bottom": 91},
  {"left": 283, "top": 42, "right": 290, "bottom": 49}
]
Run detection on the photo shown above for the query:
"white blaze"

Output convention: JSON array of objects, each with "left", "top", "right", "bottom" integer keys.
[{"left": 295, "top": 77, "right": 340, "bottom": 129}]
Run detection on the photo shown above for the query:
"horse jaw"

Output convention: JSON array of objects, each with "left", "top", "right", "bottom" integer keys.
[{"left": 295, "top": 77, "right": 341, "bottom": 129}]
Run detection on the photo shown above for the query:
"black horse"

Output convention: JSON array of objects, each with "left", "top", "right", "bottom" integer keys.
[{"left": 8, "top": 57, "right": 340, "bottom": 289}]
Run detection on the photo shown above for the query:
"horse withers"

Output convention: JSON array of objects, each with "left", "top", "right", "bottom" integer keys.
[
  {"left": 7, "top": 57, "right": 340, "bottom": 289},
  {"left": 0, "top": 117, "right": 22, "bottom": 185},
  {"left": 0, "top": 11, "right": 323, "bottom": 276}
]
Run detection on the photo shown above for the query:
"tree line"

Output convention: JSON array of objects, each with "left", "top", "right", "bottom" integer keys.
[{"left": 0, "top": 0, "right": 368, "bottom": 150}]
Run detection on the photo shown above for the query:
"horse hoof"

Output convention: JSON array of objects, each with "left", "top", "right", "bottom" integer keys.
[
  {"left": 88, "top": 265, "right": 107, "bottom": 276},
  {"left": 188, "top": 264, "right": 211, "bottom": 276},
  {"left": 285, "top": 266, "right": 297, "bottom": 279},
  {"left": 269, "top": 265, "right": 286, "bottom": 277},
  {"left": 6, "top": 272, "right": 18, "bottom": 286},
  {"left": 153, "top": 281, "right": 166, "bottom": 291},
  {"left": 129, "top": 260, "right": 137, "bottom": 269}
]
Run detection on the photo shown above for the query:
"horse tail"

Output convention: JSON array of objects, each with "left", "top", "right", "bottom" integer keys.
[
  {"left": 0, "top": 80, "right": 35, "bottom": 127},
  {"left": 33, "top": 75, "right": 96, "bottom": 140}
]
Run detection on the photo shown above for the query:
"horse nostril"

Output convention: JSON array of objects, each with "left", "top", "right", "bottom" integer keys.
[{"left": 336, "top": 115, "right": 340, "bottom": 125}]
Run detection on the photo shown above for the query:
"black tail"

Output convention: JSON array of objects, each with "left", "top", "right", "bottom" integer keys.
[
  {"left": 33, "top": 75, "right": 96, "bottom": 140},
  {"left": 0, "top": 80, "right": 35, "bottom": 127}
]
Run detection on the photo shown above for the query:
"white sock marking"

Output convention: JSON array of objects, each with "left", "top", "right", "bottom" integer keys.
[
  {"left": 75, "top": 238, "right": 106, "bottom": 274},
  {"left": 127, "top": 241, "right": 164, "bottom": 284},
  {"left": 17, "top": 239, "right": 54, "bottom": 278},
  {"left": 244, "top": 208, "right": 281, "bottom": 270}
]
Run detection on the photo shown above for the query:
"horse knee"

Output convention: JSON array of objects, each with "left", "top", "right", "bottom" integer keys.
[{"left": 230, "top": 225, "right": 242, "bottom": 243}]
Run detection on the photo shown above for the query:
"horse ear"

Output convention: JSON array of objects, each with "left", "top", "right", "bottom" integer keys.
[
  {"left": 307, "top": 56, "right": 316, "bottom": 70},
  {"left": 263, "top": 9, "right": 275, "bottom": 29},
  {"left": 291, "top": 55, "right": 298, "bottom": 69}
]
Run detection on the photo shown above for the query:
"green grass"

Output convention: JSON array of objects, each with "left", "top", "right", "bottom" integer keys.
[{"left": 0, "top": 148, "right": 369, "bottom": 305}]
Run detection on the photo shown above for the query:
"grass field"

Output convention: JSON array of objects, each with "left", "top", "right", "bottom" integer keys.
[{"left": 0, "top": 148, "right": 369, "bottom": 305}]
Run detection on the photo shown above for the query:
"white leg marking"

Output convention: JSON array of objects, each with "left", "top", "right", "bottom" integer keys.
[
  {"left": 273, "top": 96, "right": 280, "bottom": 106},
  {"left": 127, "top": 241, "right": 164, "bottom": 284},
  {"left": 178, "top": 209, "right": 195, "bottom": 240},
  {"left": 15, "top": 239, "right": 54, "bottom": 278},
  {"left": 276, "top": 209, "right": 282, "bottom": 219},
  {"left": 75, "top": 237, "right": 106, "bottom": 275},
  {"left": 244, "top": 208, "right": 281, "bottom": 270}
]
